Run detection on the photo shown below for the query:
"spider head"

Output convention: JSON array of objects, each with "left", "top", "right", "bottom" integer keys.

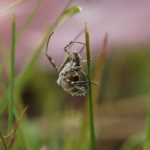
[{"left": 72, "top": 50, "right": 81, "bottom": 66}]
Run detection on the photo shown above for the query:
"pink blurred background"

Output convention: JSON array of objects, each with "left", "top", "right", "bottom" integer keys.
[{"left": 0, "top": 0, "right": 150, "bottom": 68}]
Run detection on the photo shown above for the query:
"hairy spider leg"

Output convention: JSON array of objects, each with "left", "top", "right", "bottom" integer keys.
[{"left": 45, "top": 32, "right": 59, "bottom": 72}]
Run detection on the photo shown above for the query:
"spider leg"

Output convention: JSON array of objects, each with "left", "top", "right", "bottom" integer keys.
[
  {"left": 45, "top": 32, "right": 58, "bottom": 72},
  {"left": 64, "top": 41, "right": 86, "bottom": 53}
]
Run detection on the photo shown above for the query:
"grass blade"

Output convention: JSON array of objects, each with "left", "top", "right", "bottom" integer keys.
[
  {"left": 8, "top": 13, "right": 16, "bottom": 133},
  {"left": 0, "top": 129, "right": 9, "bottom": 150},
  {"left": 72, "top": 29, "right": 107, "bottom": 150},
  {"left": 0, "top": 0, "right": 27, "bottom": 17},
  {"left": 85, "top": 23, "right": 96, "bottom": 150},
  {"left": 144, "top": 103, "right": 150, "bottom": 150}
]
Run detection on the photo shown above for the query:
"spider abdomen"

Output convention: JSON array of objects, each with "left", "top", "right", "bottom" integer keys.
[{"left": 57, "top": 70, "right": 89, "bottom": 96}]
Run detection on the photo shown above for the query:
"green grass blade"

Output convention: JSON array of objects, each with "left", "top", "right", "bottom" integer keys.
[
  {"left": 0, "top": 129, "right": 9, "bottom": 150},
  {"left": 0, "top": 51, "right": 11, "bottom": 76},
  {"left": 144, "top": 103, "right": 150, "bottom": 150},
  {"left": 8, "top": 13, "right": 16, "bottom": 133},
  {"left": 0, "top": 0, "right": 42, "bottom": 76},
  {"left": 72, "top": 28, "right": 107, "bottom": 150},
  {"left": 0, "top": 77, "right": 9, "bottom": 117},
  {"left": 85, "top": 23, "right": 96, "bottom": 150}
]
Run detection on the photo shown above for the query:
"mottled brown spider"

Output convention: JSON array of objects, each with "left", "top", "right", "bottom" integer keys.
[{"left": 45, "top": 32, "right": 97, "bottom": 96}]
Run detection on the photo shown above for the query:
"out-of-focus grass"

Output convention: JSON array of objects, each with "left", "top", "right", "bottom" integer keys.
[
  {"left": 0, "top": 76, "right": 30, "bottom": 150},
  {"left": 0, "top": 129, "right": 9, "bottom": 150},
  {"left": 120, "top": 133, "right": 144, "bottom": 150},
  {"left": 8, "top": 13, "right": 15, "bottom": 134}
]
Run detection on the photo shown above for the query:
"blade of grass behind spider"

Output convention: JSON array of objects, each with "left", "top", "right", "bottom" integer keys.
[
  {"left": 0, "top": 76, "right": 30, "bottom": 150},
  {"left": 0, "top": 129, "right": 9, "bottom": 150},
  {"left": 0, "top": 0, "right": 42, "bottom": 76},
  {"left": 72, "top": 32, "right": 107, "bottom": 150},
  {"left": 8, "top": 13, "right": 16, "bottom": 133},
  {"left": 92, "top": 33, "right": 108, "bottom": 101},
  {"left": 144, "top": 102, "right": 150, "bottom": 150},
  {"left": 84, "top": 23, "right": 96, "bottom": 150}
]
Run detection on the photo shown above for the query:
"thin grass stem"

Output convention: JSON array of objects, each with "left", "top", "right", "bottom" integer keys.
[
  {"left": 8, "top": 13, "right": 16, "bottom": 133},
  {"left": 0, "top": 129, "right": 9, "bottom": 150},
  {"left": 85, "top": 23, "right": 96, "bottom": 150}
]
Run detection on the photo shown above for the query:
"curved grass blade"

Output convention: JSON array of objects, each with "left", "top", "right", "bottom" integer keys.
[
  {"left": 0, "top": 0, "right": 27, "bottom": 17},
  {"left": 120, "top": 133, "right": 144, "bottom": 150}
]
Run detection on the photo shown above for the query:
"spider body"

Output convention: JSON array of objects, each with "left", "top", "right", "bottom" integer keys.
[
  {"left": 57, "top": 50, "right": 89, "bottom": 96},
  {"left": 45, "top": 32, "right": 96, "bottom": 96}
]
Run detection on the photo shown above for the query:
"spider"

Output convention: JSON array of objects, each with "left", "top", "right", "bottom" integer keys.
[{"left": 45, "top": 32, "right": 97, "bottom": 96}]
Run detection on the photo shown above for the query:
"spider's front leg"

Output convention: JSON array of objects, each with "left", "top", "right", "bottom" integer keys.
[
  {"left": 45, "top": 32, "right": 59, "bottom": 72},
  {"left": 64, "top": 41, "right": 85, "bottom": 53}
]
